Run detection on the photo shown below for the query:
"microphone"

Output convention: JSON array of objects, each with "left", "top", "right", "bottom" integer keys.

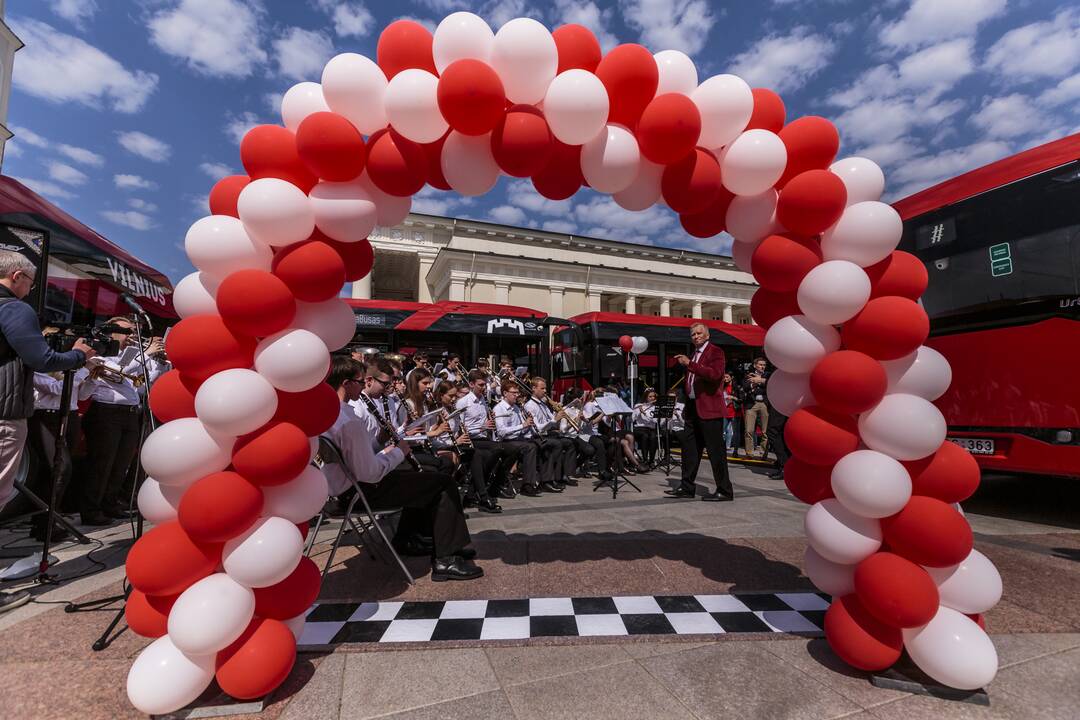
[{"left": 120, "top": 292, "right": 152, "bottom": 323}]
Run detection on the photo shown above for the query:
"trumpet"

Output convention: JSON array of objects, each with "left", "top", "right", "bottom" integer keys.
[{"left": 88, "top": 362, "right": 145, "bottom": 387}]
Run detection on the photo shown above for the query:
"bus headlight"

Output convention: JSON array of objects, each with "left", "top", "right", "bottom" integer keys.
[{"left": 1055, "top": 430, "right": 1074, "bottom": 444}]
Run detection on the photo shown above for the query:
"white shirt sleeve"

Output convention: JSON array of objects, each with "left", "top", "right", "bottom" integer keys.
[{"left": 495, "top": 401, "right": 524, "bottom": 439}]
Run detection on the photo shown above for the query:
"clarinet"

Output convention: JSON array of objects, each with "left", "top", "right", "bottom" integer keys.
[
  {"left": 359, "top": 393, "right": 424, "bottom": 472},
  {"left": 441, "top": 407, "right": 473, "bottom": 456},
  {"left": 404, "top": 394, "right": 437, "bottom": 455}
]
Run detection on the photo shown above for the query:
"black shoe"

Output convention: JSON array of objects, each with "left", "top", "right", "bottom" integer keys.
[
  {"left": 768, "top": 470, "right": 784, "bottom": 480},
  {"left": 477, "top": 498, "right": 502, "bottom": 514},
  {"left": 80, "top": 512, "right": 112, "bottom": 526},
  {"left": 103, "top": 504, "right": 132, "bottom": 519},
  {"left": 664, "top": 487, "right": 695, "bottom": 499},
  {"left": 702, "top": 492, "right": 733, "bottom": 502},
  {"left": 540, "top": 481, "right": 564, "bottom": 493},
  {"left": 496, "top": 486, "right": 516, "bottom": 499},
  {"left": 563, "top": 478, "right": 579, "bottom": 487},
  {"left": 431, "top": 555, "right": 484, "bottom": 581},
  {"left": 519, "top": 485, "right": 542, "bottom": 497},
  {"left": 0, "top": 590, "right": 31, "bottom": 614},
  {"left": 392, "top": 538, "right": 435, "bottom": 557},
  {"left": 458, "top": 547, "right": 478, "bottom": 560},
  {"left": 30, "top": 523, "right": 70, "bottom": 543}
]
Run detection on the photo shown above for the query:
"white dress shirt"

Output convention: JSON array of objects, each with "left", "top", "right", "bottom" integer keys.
[
  {"left": 84, "top": 353, "right": 168, "bottom": 406},
  {"left": 322, "top": 401, "right": 405, "bottom": 495},
  {"left": 685, "top": 344, "right": 706, "bottom": 400},
  {"left": 455, "top": 391, "right": 491, "bottom": 439},
  {"left": 33, "top": 368, "right": 92, "bottom": 411},
  {"left": 524, "top": 397, "right": 558, "bottom": 435},
  {"left": 633, "top": 402, "right": 658, "bottom": 429},
  {"left": 494, "top": 399, "right": 528, "bottom": 440}
]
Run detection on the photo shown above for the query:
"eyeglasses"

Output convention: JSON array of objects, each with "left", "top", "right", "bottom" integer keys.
[{"left": 368, "top": 375, "right": 391, "bottom": 384}]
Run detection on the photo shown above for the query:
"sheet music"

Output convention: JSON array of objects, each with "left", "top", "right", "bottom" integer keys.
[
  {"left": 404, "top": 407, "right": 464, "bottom": 432},
  {"left": 595, "top": 394, "right": 632, "bottom": 415}
]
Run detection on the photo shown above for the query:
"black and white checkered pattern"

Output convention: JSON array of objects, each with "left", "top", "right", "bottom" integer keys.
[{"left": 298, "top": 592, "right": 830, "bottom": 647}]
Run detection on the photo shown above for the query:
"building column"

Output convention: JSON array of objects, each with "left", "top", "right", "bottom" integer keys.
[
  {"left": 659, "top": 298, "right": 671, "bottom": 317},
  {"left": 352, "top": 272, "right": 372, "bottom": 300},
  {"left": 494, "top": 280, "right": 511, "bottom": 305},
  {"left": 692, "top": 301, "right": 703, "bottom": 319},
  {"left": 449, "top": 277, "right": 466, "bottom": 301},
  {"left": 624, "top": 294, "right": 637, "bottom": 314},
  {"left": 417, "top": 255, "right": 435, "bottom": 303},
  {"left": 587, "top": 290, "right": 601, "bottom": 312},
  {"left": 549, "top": 285, "right": 565, "bottom": 317},
  {"left": 722, "top": 303, "right": 733, "bottom": 323}
]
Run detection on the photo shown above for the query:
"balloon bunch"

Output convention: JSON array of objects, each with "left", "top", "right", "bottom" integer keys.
[{"left": 618, "top": 335, "right": 648, "bottom": 354}]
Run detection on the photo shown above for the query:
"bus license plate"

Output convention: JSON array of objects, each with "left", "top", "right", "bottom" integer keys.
[{"left": 949, "top": 437, "right": 995, "bottom": 455}]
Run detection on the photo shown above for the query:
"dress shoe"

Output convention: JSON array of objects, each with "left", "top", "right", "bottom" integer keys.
[
  {"left": 539, "top": 481, "right": 564, "bottom": 493},
  {"left": 80, "top": 513, "right": 112, "bottom": 526},
  {"left": 768, "top": 470, "right": 785, "bottom": 480},
  {"left": 477, "top": 497, "right": 502, "bottom": 514},
  {"left": 431, "top": 555, "right": 484, "bottom": 582},
  {"left": 496, "top": 486, "right": 516, "bottom": 500},
  {"left": 0, "top": 589, "right": 31, "bottom": 614},
  {"left": 664, "top": 487, "right": 695, "bottom": 499},
  {"left": 458, "top": 547, "right": 478, "bottom": 560},
  {"left": 701, "top": 492, "right": 733, "bottom": 502},
  {"left": 563, "top": 477, "right": 579, "bottom": 486},
  {"left": 30, "top": 523, "right": 70, "bottom": 543},
  {"left": 393, "top": 538, "right": 434, "bottom": 557},
  {"left": 103, "top": 507, "right": 131, "bottom": 520},
  {"left": 519, "top": 485, "right": 542, "bottom": 497}
]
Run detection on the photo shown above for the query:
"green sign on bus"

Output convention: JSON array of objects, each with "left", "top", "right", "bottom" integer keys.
[{"left": 989, "top": 242, "right": 1012, "bottom": 277}]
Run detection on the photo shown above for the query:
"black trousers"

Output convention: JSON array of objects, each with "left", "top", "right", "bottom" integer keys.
[
  {"left": 498, "top": 439, "right": 541, "bottom": 488},
  {"left": 547, "top": 435, "right": 577, "bottom": 481},
  {"left": 470, "top": 439, "right": 513, "bottom": 489},
  {"left": 81, "top": 403, "right": 142, "bottom": 515},
  {"left": 414, "top": 450, "right": 454, "bottom": 474},
  {"left": 27, "top": 410, "right": 80, "bottom": 524},
  {"left": 766, "top": 410, "right": 789, "bottom": 468},
  {"left": 460, "top": 445, "right": 495, "bottom": 500},
  {"left": 535, "top": 437, "right": 564, "bottom": 485},
  {"left": 364, "top": 469, "right": 470, "bottom": 558},
  {"left": 679, "top": 398, "right": 733, "bottom": 498},
  {"left": 633, "top": 427, "right": 658, "bottom": 463}
]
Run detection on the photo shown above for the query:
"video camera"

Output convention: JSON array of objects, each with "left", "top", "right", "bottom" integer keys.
[{"left": 44, "top": 324, "right": 123, "bottom": 357}]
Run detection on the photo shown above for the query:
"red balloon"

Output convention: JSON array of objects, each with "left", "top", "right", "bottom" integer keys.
[
  {"left": 491, "top": 106, "right": 553, "bottom": 177},
  {"left": 810, "top": 350, "right": 887, "bottom": 415},
  {"left": 216, "top": 269, "right": 296, "bottom": 338},
  {"left": 421, "top": 132, "right": 451, "bottom": 190},
  {"left": 127, "top": 521, "right": 221, "bottom": 596},
  {"left": 179, "top": 471, "right": 264, "bottom": 544},
  {"left": 272, "top": 239, "right": 347, "bottom": 303},
  {"left": 637, "top": 94, "right": 701, "bottom": 164},
  {"left": 785, "top": 406, "right": 860, "bottom": 466},
  {"left": 552, "top": 24, "right": 602, "bottom": 73},
  {"left": 855, "top": 552, "right": 939, "bottom": 628},
  {"left": 778, "top": 116, "right": 840, "bottom": 187},
  {"left": 679, "top": 188, "right": 734, "bottom": 238},
  {"left": 296, "top": 521, "right": 309, "bottom": 542},
  {"left": 902, "top": 440, "right": 981, "bottom": 504},
  {"left": 126, "top": 590, "right": 176, "bottom": 638},
  {"left": 784, "top": 458, "right": 835, "bottom": 504},
  {"left": 532, "top": 140, "right": 583, "bottom": 200},
  {"left": 377, "top": 20, "right": 436, "bottom": 79},
  {"left": 232, "top": 421, "right": 312, "bottom": 487},
  {"left": 595, "top": 44, "right": 659, "bottom": 128},
  {"left": 253, "top": 556, "right": 321, "bottom": 621},
  {"left": 323, "top": 236, "right": 374, "bottom": 282},
  {"left": 842, "top": 296, "right": 929, "bottom": 361},
  {"left": 295, "top": 112, "right": 366, "bottom": 182},
  {"left": 437, "top": 59, "right": 505, "bottom": 136},
  {"left": 149, "top": 369, "right": 201, "bottom": 424},
  {"left": 750, "top": 288, "right": 800, "bottom": 329},
  {"left": 750, "top": 233, "right": 823, "bottom": 292},
  {"left": 866, "top": 251, "right": 928, "bottom": 301},
  {"left": 747, "top": 88, "right": 786, "bottom": 133},
  {"left": 273, "top": 382, "right": 341, "bottom": 436},
  {"left": 618, "top": 335, "right": 634, "bottom": 352},
  {"left": 166, "top": 315, "right": 257, "bottom": 382},
  {"left": 881, "top": 496, "right": 973, "bottom": 567},
  {"left": 968, "top": 613, "right": 987, "bottom": 631},
  {"left": 825, "top": 594, "right": 903, "bottom": 672},
  {"left": 364, "top": 129, "right": 427, "bottom": 197},
  {"left": 776, "top": 169, "right": 847, "bottom": 236},
  {"left": 661, "top": 148, "right": 721, "bottom": 215},
  {"left": 216, "top": 618, "right": 297, "bottom": 700},
  {"left": 239, "top": 125, "right": 316, "bottom": 193},
  {"left": 209, "top": 175, "right": 250, "bottom": 218}
]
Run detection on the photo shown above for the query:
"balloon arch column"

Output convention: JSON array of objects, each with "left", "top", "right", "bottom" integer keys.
[{"left": 123, "top": 11, "right": 1001, "bottom": 715}]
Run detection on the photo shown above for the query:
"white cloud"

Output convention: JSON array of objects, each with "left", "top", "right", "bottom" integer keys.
[
  {"left": 553, "top": 0, "right": 619, "bottom": 52},
  {"left": 411, "top": 186, "right": 466, "bottom": 216},
  {"left": 621, "top": 0, "right": 715, "bottom": 56},
  {"left": 224, "top": 111, "right": 264, "bottom": 145},
  {"left": 46, "top": 161, "right": 88, "bottom": 186},
  {"left": 542, "top": 219, "right": 576, "bottom": 234},
  {"left": 573, "top": 195, "right": 677, "bottom": 243},
  {"left": 683, "top": 231, "right": 733, "bottom": 256},
  {"left": 896, "top": 38, "right": 974, "bottom": 92},
  {"left": 117, "top": 131, "right": 171, "bottom": 162},
  {"left": 148, "top": 0, "right": 268, "bottom": 79},
  {"left": 102, "top": 210, "right": 155, "bottom": 231},
  {"left": 853, "top": 139, "right": 920, "bottom": 168},
  {"left": 984, "top": 8, "right": 1080, "bottom": 81},
  {"left": 880, "top": 0, "right": 1006, "bottom": 49},
  {"left": 506, "top": 180, "right": 573, "bottom": 216},
  {"left": 56, "top": 143, "right": 105, "bottom": 167},
  {"left": 729, "top": 27, "right": 836, "bottom": 94},
  {"left": 274, "top": 27, "right": 336, "bottom": 82},
  {"left": 8, "top": 125, "right": 49, "bottom": 149},
  {"left": 11, "top": 176, "right": 76, "bottom": 200},
  {"left": 393, "top": 15, "right": 438, "bottom": 33},
  {"left": 972, "top": 93, "right": 1047, "bottom": 139},
  {"left": 1039, "top": 72, "right": 1080, "bottom": 107},
  {"left": 48, "top": 0, "right": 98, "bottom": 27},
  {"left": 889, "top": 140, "right": 1012, "bottom": 198},
  {"left": 114, "top": 174, "right": 159, "bottom": 191},
  {"left": 191, "top": 193, "right": 211, "bottom": 216},
  {"left": 9, "top": 18, "right": 158, "bottom": 113},
  {"left": 199, "top": 162, "right": 234, "bottom": 180},
  {"left": 835, "top": 97, "right": 964, "bottom": 145},
  {"left": 128, "top": 198, "right": 159, "bottom": 212},
  {"left": 313, "top": 0, "right": 375, "bottom": 37},
  {"left": 488, "top": 205, "right": 527, "bottom": 225}
]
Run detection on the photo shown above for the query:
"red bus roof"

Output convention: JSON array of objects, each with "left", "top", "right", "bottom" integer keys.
[
  {"left": 346, "top": 299, "right": 547, "bottom": 318},
  {"left": 346, "top": 299, "right": 549, "bottom": 333},
  {"left": 892, "top": 132, "right": 1080, "bottom": 221},
  {"left": 568, "top": 311, "right": 765, "bottom": 345}
]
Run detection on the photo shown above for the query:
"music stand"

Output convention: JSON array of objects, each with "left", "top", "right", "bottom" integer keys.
[
  {"left": 653, "top": 396, "right": 677, "bottom": 477},
  {"left": 591, "top": 395, "right": 640, "bottom": 499}
]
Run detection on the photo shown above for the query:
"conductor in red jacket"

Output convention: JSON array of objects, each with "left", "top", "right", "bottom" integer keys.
[{"left": 666, "top": 322, "right": 733, "bottom": 501}]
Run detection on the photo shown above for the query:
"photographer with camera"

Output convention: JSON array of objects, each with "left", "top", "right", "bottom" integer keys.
[{"left": 0, "top": 251, "right": 95, "bottom": 612}]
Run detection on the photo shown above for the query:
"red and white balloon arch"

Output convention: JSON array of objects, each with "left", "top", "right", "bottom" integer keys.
[{"left": 123, "top": 11, "right": 1002, "bottom": 714}]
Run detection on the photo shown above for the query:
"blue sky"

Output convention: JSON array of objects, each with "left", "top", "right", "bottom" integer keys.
[{"left": 4, "top": 0, "right": 1079, "bottom": 284}]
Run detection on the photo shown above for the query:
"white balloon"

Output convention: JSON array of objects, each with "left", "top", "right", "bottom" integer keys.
[
  {"left": 881, "top": 346, "right": 952, "bottom": 401},
  {"left": 255, "top": 329, "right": 331, "bottom": 393},
  {"left": 731, "top": 236, "right": 761, "bottom": 273},
  {"left": 831, "top": 450, "right": 912, "bottom": 518},
  {"left": 185, "top": 216, "right": 272, "bottom": 280},
  {"left": 796, "top": 260, "right": 871, "bottom": 325},
  {"left": 237, "top": 178, "right": 315, "bottom": 248},
  {"left": 544, "top": 70, "right": 610, "bottom": 145},
  {"left": 357, "top": 172, "right": 412, "bottom": 226},
  {"left": 580, "top": 124, "right": 640, "bottom": 193},
  {"left": 141, "top": 418, "right": 234, "bottom": 488},
  {"left": 262, "top": 466, "right": 330, "bottom": 524},
  {"left": 691, "top": 74, "right": 753, "bottom": 149},
  {"left": 924, "top": 549, "right": 1002, "bottom": 615},
  {"left": 903, "top": 607, "right": 998, "bottom": 690},
  {"left": 195, "top": 368, "right": 279, "bottom": 437},
  {"left": 821, "top": 201, "right": 903, "bottom": 267},
  {"left": 136, "top": 478, "right": 184, "bottom": 524},
  {"left": 630, "top": 336, "right": 649, "bottom": 354},
  {"left": 491, "top": 18, "right": 558, "bottom": 105},
  {"left": 829, "top": 156, "right": 885, "bottom": 206},
  {"left": 384, "top": 69, "right": 447, "bottom": 143},
  {"left": 281, "top": 81, "right": 330, "bottom": 132},
  {"left": 764, "top": 315, "right": 841, "bottom": 373},
  {"left": 804, "top": 498, "right": 882, "bottom": 565},
  {"left": 168, "top": 573, "right": 255, "bottom": 656},
  {"left": 223, "top": 516, "right": 304, "bottom": 588},
  {"left": 127, "top": 636, "right": 215, "bottom": 716},
  {"left": 283, "top": 612, "right": 307, "bottom": 642},
  {"left": 859, "top": 393, "right": 947, "bottom": 461},
  {"left": 441, "top": 131, "right": 500, "bottom": 196},
  {"left": 172, "top": 272, "right": 220, "bottom": 319},
  {"left": 309, "top": 180, "right": 377, "bottom": 243},
  {"left": 726, "top": 189, "right": 780, "bottom": 243},
  {"left": 803, "top": 545, "right": 855, "bottom": 597},
  {"left": 292, "top": 298, "right": 356, "bottom": 351},
  {"left": 654, "top": 50, "right": 698, "bottom": 96},
  {"left": 321, "top": 53, "right": 387, "bottom": 135},
  {"left": 433, "top": 11, "right": 494, "bottom": 72},
  {"left": 719, "top": 130, "right": 787, "bottom": 196},
  {"left": 612, "top": 158, "right": 664, "bottom": 211},
  {"left": 766, "top": 370, "right": 815, "bottom": 416}
]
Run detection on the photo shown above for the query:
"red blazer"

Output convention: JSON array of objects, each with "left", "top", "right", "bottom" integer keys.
[{"left": 685, "top": 343, "right": 727, "bottom": 419}]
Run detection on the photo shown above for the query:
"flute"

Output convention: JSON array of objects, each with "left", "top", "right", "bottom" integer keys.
[{"left": 358, "top": 393, "right": 423, "bottom": 472}]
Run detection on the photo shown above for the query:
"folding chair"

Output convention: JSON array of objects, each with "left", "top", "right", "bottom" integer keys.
[{"left": 312, "top": 436, "right": 414, "bottom": 584}]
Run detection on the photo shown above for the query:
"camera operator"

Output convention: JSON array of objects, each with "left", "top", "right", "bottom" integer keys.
[
  {"left": 741, "top": 357, "right": 770, "bottom": 457},
  {"left": 0, "top": 251, "right": 95, "bottom": 613}
]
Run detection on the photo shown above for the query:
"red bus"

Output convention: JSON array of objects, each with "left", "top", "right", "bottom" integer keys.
[{"left": 893, "top": 133, "right": 1080, "bottom": 478}]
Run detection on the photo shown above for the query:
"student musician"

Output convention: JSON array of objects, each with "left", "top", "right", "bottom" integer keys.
[
  {"left": 603, "top": 386, "right": 648, "bottom": 474},
  {"left": 402, "top": 368, "right": 452, "bottom": 473},
  {"left": 524, "top": 377, "right": 577, "bottom": 486},
  {"left": 431, "top": 382, "right": 501, "bottom": 513},
  {"left": 494, "top": 380, "right": 562, "bottom": 495},
  {"left": 437, "top": 353, "right": 464, "bottom": 385},
  {"left": 632, "top": 389, "right": 661, "bottom": 468},
  {"left": 562, "top": 388, "right": 612, "bottom": 485},
  {"left": 455, "top": 369, "right": 516, "bottom": 499}
]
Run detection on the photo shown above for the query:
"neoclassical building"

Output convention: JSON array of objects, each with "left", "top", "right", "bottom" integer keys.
[
  {"left": 353, "top": 213, "right": 757, "bottom": 323},
  {"left": 0, "top": 1, "right": 24, "bottom": 170}
]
